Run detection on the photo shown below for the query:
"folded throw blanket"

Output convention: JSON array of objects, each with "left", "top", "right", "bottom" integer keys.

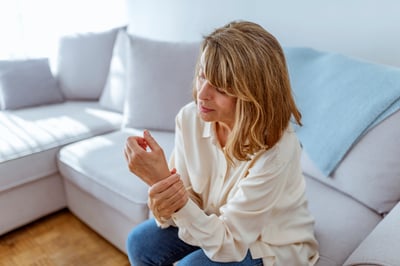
[{"left": 284, "top": 47, "right": 400, "bottom": 176}]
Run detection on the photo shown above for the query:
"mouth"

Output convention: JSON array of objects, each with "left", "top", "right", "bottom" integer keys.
[{"left": 199, "top": 105, "right": 213, "bottom": 113}]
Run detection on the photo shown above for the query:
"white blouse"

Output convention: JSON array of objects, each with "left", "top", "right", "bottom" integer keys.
[{"left": 160, "top": 102, "right": 319, "bottom": 265}]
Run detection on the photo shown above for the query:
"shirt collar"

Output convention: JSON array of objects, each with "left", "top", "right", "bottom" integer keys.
[
  {"left": 202, "top": 121, "right": 221, "bottom": 147},
  {"left": 202, "top": 121, "right": 213, "bottom": 138}
]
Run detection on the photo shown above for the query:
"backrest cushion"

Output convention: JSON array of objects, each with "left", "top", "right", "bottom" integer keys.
[
  {"left": 332, "top": 109, "right": 400, "bottom": 214},
  {"left": 302, "top": 109, "right": 400, "bottom": 214},
  {"left": 123, "top": 35, "right": 200, "bottom": 131},
  {"left": 0, "top": 58, "right": 64, "bottom": 110},
  {"left": 54, "top": 27, "right": 119, "bottom": 100},
  {"left": 99, "top": 28, "right": 129, "bottom": 113}
]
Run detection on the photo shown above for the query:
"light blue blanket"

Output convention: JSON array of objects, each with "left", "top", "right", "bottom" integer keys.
[{"left": 284, "top": 47, "right": 400, "bottom": 176}]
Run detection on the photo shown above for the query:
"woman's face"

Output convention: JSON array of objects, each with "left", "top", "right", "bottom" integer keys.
[{"left": 196, "top": 50, "right": 237, "bottom": 129}]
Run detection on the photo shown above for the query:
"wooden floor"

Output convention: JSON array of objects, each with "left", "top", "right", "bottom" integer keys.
[{"left": 0, "top": 209, "right": 130, "bottom": 266}]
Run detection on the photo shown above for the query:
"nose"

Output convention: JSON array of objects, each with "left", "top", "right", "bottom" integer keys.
[{"left": 197, "top": 80, "right": 214, "bottom": 100}]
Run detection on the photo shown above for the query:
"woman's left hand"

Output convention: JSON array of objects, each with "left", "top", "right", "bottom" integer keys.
[{"left": 148, "top": 173, "right": 189, "bottom": 221}]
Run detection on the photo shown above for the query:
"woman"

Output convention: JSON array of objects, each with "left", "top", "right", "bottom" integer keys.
[{"left": 124, "top": 20, "right": 319, "bottom": 266}]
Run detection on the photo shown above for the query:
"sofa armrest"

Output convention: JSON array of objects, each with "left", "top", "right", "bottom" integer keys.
[{"left": 344, "top": 202, "right": 400, "bottom": 266}]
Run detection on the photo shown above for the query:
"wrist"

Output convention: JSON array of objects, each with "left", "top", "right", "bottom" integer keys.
[{"left": 149, "top": 171, "right": 174, "bottom": 186}]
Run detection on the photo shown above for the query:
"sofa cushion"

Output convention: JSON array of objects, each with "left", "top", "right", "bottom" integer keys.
[
  {"left": 0, "top": 101, "right": 122, "bottom": 191},
  {"left": 99, "top": 28, "right": 129, "bottom": 113},
  {"left": 285, "top": 47, "right": 400, "bottom": 177},
  {"left": 304, "top": 175, "right": 381, "bottom": 266},
  {"left": 344, "top": 202, "right": 400, "bottom": 266},
  {"left": 57, "top": 128, "right": 175, "bottom": 224},
  {"left": 54, "top": 27, "right": 119, "bottom": 100},
  {"left": 123, "top": 35, "right": 200, "bottom": 131},
  {"left": 302, "top": 109, "right": 400, "bottom": 215},
  {"left": 0, "top": 58, "right": 64, "bottom": 110}
]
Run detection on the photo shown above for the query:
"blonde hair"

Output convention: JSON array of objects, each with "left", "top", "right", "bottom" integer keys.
[{"left": 193, "top": 20, "right": 302, "bottom": 163}]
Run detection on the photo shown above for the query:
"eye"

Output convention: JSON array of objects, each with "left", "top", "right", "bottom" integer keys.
[
  {"left": 197, "top": 70, "right": 226, "bottom": 94},
  {"left": 215, "top": 87, "right": 226, "bottom": 94}
]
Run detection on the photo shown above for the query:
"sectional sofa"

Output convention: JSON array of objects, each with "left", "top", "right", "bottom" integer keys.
[{"left": 1, "top": 26, "right": 399, "bottom": 266}]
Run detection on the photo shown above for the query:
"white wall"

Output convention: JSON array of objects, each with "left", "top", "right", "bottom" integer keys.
[
  {"left": 126, "top": 0, "right": 400, "bottom": 67},
  {"left": 0, "top": 0, "right": 128, "bottom": 59}
]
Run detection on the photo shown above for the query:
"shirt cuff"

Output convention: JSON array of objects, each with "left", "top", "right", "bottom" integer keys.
[
  {"left": 171, "top": 198, "right": 201, "bottom": 227},
  {"left": 154, "top": 216, "right": 175, "bottom": 229}
]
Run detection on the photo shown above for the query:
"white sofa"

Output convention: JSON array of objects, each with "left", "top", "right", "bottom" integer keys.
[
  {"left": 0, "top": 27, "right": 124, "bottom": 235},
  {"left": 1, "top": 26, "right": 400, "bottom": 266}
]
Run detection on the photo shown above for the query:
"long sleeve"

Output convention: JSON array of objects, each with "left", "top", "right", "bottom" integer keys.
[
  {"left": 171, "top": 146, "right": 297, "bottom": 262},
  {"left": 165, "top": 102, "right": 318, "bottom": 264}
]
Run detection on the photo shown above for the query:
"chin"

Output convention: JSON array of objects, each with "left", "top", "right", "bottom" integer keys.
[{"left": 198, "top": 112, "right": 215, "bottom": 122}]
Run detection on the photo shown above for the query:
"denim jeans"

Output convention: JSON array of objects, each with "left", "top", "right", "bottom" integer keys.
[{"left": 126, "top": 219, "right": 263, "bottom": 266}]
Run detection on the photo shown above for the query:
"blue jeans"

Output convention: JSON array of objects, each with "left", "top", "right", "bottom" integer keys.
[{"left": 126, "top": 219, "right": 263, "bottom": 266}]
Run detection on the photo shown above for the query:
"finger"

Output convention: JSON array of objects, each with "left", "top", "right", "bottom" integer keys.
[
  {"left": 150, "top": 178, "right": 186, "bottom": 210},
  {"left": 148, "top": 196, "right": 169, "bottom": 220},
  {"left": 143, "top": 130, "right": 161, "bottom": 151},
  {"left": 153, "top": 181, "right": 183, "bottom": 203},
  {"left": 151, "top": 174, "right": 180, "bottom": 192},
  {"left": 126, "top": 136, "right": 147, "bottom": 152},
  {"left": 157, "top": 186, "right": 188, "bottom": 216},
  {"left": 160, "top": 183, "right": 186, "bottom": 206},
  {"left": 153, "top": 173, "right": 180, "bottom": 190},
  {"left": 149, "top": 174, "right": 180, "bottom": 195},
  {"left": 123, "top": 148, "right": 129, "bottom": 162},
  {"left": 137, "top": 138, "right": 148, "bottom": 150}
]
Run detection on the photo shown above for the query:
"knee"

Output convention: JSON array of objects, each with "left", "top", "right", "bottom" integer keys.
[
  {"left": 126, "top": 219, "right": 160, "bottom": 265},
  {"left": 126, "top": 226, "right": 145, "bottom": 263}
]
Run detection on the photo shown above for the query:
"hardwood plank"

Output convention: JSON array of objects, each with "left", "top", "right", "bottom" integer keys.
[{"left": 0, "top": 209, "right": 130, "bottom": 266}]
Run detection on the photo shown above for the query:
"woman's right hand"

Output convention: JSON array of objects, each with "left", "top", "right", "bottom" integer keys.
[
  {"left": 124, "top": 130, "right": 170, "bottom": 186},
  {"left": 148, "top": 173, "right": 189, "bottom": 221}
]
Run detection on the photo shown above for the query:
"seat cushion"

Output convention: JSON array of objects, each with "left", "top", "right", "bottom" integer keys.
[
  {"left": 305, "top": 175, "right": 382, "bottom": 266},
  {"left": 57, "top": 129, "right": 175, "bottom": 224},
  {"left": 0, "top": 101, "right": 122, "bottom": 191}
]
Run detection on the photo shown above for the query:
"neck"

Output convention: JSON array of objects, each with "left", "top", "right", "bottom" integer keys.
[{"left": 216, "top": 122, "right": 231, "bottom": 148}]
